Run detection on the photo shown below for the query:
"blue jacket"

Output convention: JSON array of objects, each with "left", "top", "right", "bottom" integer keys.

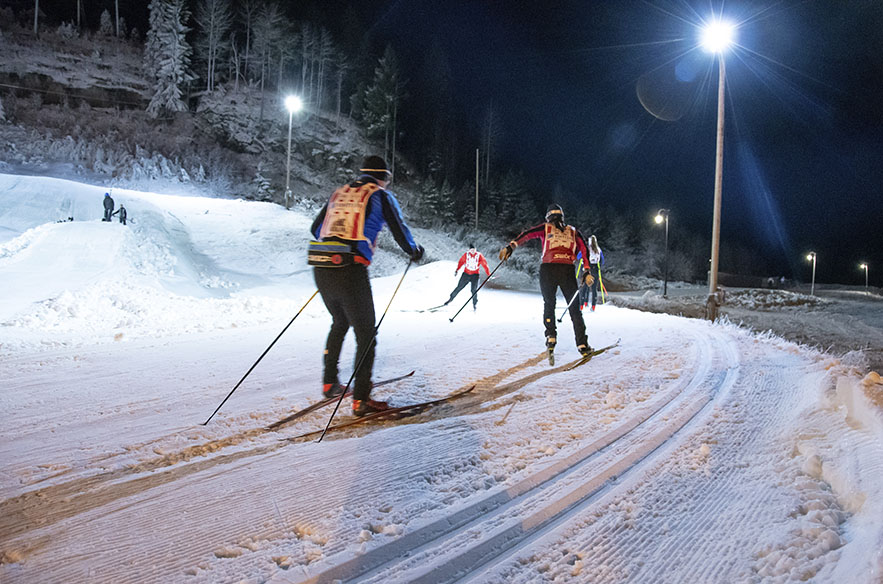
[{"left": 311, "top": 176, "right": 418, "bottom": 265}]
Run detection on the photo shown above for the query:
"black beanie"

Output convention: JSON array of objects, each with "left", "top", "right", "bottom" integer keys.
[{"left": 359, "top": 155, "right": 391, "bottom": 181}]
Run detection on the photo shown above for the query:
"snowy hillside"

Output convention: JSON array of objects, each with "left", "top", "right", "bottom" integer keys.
[{"left": 1, "top": 174, "right": 882, "bottom": 583}]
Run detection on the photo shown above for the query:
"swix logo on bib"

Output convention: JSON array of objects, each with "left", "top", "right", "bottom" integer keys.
[
  {"left": 319, "top": 183, "right": 380, "bottom": 241},
  {"left": 465, "top": 250, "right": 481, "bottom": 271},
  {"left": 542, "top": 223, "right": 577, "bottom": 263}
]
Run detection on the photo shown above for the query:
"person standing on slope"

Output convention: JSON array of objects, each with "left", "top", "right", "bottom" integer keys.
[
  {"left": 499, "top": 204, "right": 594, "bottom": 364},
  {"left": 444, "top": 244, "right": 490, "bottom": 310},
  {"left": 112, "top": 204, "right": 128, "bottom": 225},
  {"left": 309, "top": 155, "right": 424, "bottom": 417},
  {"left": 103, "top": 192, "right": 114, "bottom": 222}
]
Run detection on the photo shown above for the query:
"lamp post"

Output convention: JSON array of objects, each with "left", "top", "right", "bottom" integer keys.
[
  {"left": 806, "top": 251, "right": 817, "bottom": 296},
  {"left": 701, "top": 19, "right": 734, "bottom": 321},
  {"left": 654, "top": 209, "right": 670, "bottom": 297},
  {"left": 860, "top": 262, "right": 869, "bottom": 295},
  {"left": 283, "top": 95, "right": 303, "bottom": 210}
]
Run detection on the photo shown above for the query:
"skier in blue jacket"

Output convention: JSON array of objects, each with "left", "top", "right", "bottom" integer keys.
[{"left": 309, "top": 155, "right": 424, "bottom": 416}]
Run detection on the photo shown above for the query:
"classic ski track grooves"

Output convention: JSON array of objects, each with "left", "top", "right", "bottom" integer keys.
[{"left": 281, "top": 328, "right": 739, "bottom": 584}]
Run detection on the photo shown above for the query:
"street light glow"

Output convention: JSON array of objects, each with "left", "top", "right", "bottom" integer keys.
[
  {"left": 655, "top": 214, "right": 664, "bottom": 224},
  {"left": 701, "top": 20, "right": 735, "bottom": 53},
  {"left": 806, "top": 252, "right": 815, "bottom": 262},
  {"left": 284, "top": 95, "right": 303, "bottom": 114}
]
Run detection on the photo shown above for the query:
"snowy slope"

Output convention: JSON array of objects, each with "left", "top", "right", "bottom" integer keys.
[{"left": 1, "top": 174, "right": 882, "bottom": 583}]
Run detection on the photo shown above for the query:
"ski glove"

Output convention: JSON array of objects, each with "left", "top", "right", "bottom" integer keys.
[
  {"left": 499, "top": 245, "right": 513, "bottom": 261},
  {"left": 410, "top": 245, "right": 425, "bottom": 262},
  {"left": 584, "top": 274, "right": 595, "bottom": 287}
]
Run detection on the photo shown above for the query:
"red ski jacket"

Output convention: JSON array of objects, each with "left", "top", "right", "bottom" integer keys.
[
  {"left": 508, "top": 222, "right": 589, "bottom": 265},
  {"left": 456, "top": 249, "right": 490, "bottom": 275}
]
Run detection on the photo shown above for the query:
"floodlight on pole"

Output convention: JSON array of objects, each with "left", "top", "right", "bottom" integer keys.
[
  {"left": 284, "top": 95, "right": 304, "bottom": 210},
  {"left": 701, "top": 20, "right": 735, "bottom": 53},
  {"left": 806, "top": 252, "right": 817, "bottom": 296},
  {"left": 860, "top": 262, "right": 869, "bottom": 295},
  {"left": 702, "top": 17, "right": 735, "bottom": 321},
  {"left": 654, "top": 209, "right": 670, "bottom": 297}
]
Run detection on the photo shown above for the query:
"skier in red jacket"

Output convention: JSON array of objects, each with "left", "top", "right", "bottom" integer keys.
[
  {"left": 443, "top": 244, "right": 491, "bottom": 310},
  {"left": 499, "top": 204, "right": 594, "bottom": 364}
]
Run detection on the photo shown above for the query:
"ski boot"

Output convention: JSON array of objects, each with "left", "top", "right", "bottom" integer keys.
[
  {"left": 546, "top": 336, "right": 557, "bottom": 366},
  {"left": 353, "top": 398, "right": 390, "bottom": 417},
  {"left": 322, "top": 383, "right": 346, "bottom": 399},
  {"left": 577, "top": 344, "right": 594, "bottom": 358}
]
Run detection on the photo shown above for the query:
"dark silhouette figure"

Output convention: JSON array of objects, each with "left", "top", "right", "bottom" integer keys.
[{"left": 103, "top": 193, "right": 114, "bottom": 222}]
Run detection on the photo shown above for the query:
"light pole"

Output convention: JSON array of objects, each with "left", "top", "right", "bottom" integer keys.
[
  {"left": 283, "top": 95, "right": 303, "bottom": 210},
  {"left": 654, "top": 209, "right": 670, "bottom": 297},
  {"left": 806, "top": 251, "right": 817, "bottom": 296},
  {"left": 701, "top": 19, "right": 734, "bottom": 321},
  {"left": 860, "top": 262, "right": 869, "bottom": 295}
]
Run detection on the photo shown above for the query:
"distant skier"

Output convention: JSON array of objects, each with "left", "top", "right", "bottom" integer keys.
[
  {"left": 103, "top": 192, "right": 114, "bottom": 222},
  {"left": 584, "top": 235, "right": 603, "bottom": 311},
  {"left": 443, "top": 244, "right": 490, "bottom": 310},
  {"left": 309, "top": 155, "right": 424, "bottom": 417},
  {"left": 112, "top": 204, "right": 128, "bottom": 225},
  {"left": 499, "top": 204, "right": 594, "bottom": 363}
]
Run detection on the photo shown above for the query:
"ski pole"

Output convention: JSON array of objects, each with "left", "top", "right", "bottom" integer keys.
[
  {"left": 557, "top": 287, "right": 583, "bottom": 322},
  {"left": 449, "top": 258, "right": 506, "bottom": 323},
  {"left": 318, "top": 259, "right": 413, "bottom": 442},
  {"left": 598, "top": 267, "right": 607, "bottom": 304},
  {"left": 201, "top": 290, "right": 319, "bottom": 425}
]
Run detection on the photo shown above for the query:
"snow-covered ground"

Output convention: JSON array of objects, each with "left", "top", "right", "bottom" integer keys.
[{"left": 1, "top": 174, "right": 882, "bottom": 583}]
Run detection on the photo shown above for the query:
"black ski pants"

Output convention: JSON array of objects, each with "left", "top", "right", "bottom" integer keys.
[
  {"left": 540, "top": 263, "right": 588, "bottom": 347},
  {"left": 313, "top": 264, "right": 376, "bottom": 401},
  {"left": 448, "top": 273, "right": 480, "bottom": 307}
]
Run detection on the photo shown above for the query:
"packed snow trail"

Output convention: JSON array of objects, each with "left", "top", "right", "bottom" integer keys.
[
  {"left": 3, "top": 314, "right": 878, "bottom": 584},
  {"left": 2, "top": 175, "right": 882, "bottom": 583}
]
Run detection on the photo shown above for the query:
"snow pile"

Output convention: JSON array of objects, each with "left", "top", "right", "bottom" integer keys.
[{"left": 726, "top": 288, "right": 827, "bottom": 310}]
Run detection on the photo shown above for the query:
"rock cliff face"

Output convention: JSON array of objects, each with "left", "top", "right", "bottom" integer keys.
[
  {"left": 0, "top": 29, "right": 384, "bottom": 202},
  {"left": 1, "top": 29, "right": 149, "bottom": 109}
]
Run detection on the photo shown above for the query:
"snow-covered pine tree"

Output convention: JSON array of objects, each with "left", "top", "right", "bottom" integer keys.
[
  {"left": 421, "top": 179, "right": 456, "bottom": 225},
  {"left": 362, "top": 45, "right": 405, "bottom": 161},
  {"left": 0, "top": 96, "right": 6, "bottom": 122},
  {"left": 145, "top": 0, "right": 195, "bottom": 118},
  {"left": 194, "top": 0, "right": 233, "bottom": 93},
  {"left": 253, "top": 161, "right": 274, "bottom": 201},
  {"left": 99, "top": 9, "right": 113, "bottom": 36}
]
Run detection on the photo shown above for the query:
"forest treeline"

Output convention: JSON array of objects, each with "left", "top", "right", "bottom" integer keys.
[{"left": 0, "top": 1, "right": 773, "bottom": 282}]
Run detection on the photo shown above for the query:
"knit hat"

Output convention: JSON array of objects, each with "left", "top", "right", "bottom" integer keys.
[{"left": 359, "top": 156, "right": 391, "bottom": 180}]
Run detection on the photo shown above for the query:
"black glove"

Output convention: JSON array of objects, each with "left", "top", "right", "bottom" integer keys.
[{"left": 410, "top": 245, "right": 424, "bottom": 262}]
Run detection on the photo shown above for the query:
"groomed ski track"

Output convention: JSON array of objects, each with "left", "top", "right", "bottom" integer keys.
[{"left": 1, "top": 307, "right": 860, "bottom": 583}]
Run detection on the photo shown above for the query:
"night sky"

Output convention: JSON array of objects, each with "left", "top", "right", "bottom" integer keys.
[
  {"left": 25, "top": 0, "right": 883, "bottom": 285},
  {"left": 355, "top": 0, "right": 883, "bottom": 285}
]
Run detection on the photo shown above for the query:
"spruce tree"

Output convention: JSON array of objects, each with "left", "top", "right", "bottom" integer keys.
[
  {"left": 145, "top": 0, "right": 195, "bottom": 118},
  {"left": 361, "top": 46, "right": 405, "bottom": 160}
]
